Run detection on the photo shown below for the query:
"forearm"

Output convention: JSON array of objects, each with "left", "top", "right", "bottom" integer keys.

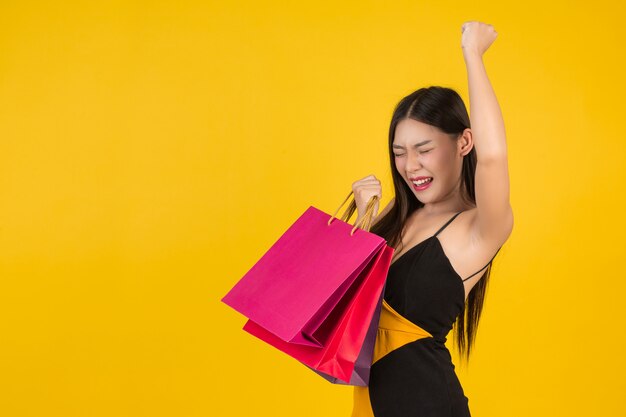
[{"left": 464, "top": 52, "right": 508, "bottom": 161}]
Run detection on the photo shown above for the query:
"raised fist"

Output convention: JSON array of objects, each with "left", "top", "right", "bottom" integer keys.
[{"left": 461, "top": 21, "right": 498, "bottom": 57}]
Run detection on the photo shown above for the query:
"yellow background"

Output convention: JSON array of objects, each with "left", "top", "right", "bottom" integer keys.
[{"left": 1, "top": 1, "right": 625, "bottom": 416}]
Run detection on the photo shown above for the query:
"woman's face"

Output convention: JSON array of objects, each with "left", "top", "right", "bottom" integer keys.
[{"left": 392, "top": 118, "right": 465, "bottom": 204}]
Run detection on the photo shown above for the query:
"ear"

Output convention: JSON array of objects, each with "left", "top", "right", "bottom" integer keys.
[{"left": 458, "top": 128, "right": 473, "bottom": 156}]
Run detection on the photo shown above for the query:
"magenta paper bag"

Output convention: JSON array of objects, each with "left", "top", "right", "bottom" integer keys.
[
  {"left": 242, "top": 243, "right": 393, "bottom": 383},
  {"left": 221, "top": 192, "right": 386, "bottom": 348}
]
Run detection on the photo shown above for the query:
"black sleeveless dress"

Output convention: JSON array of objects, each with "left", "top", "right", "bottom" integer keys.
[{"left": 351, "top": 211, "right": 500, "bottom": 417}]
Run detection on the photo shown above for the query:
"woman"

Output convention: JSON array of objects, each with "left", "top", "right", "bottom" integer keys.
[{"left": 350, "top": 21, "right": 513, "bottom": 417}]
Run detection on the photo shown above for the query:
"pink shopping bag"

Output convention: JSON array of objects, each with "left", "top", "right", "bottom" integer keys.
[
  {"left": 242, "top": 243, "right": 392, "bottom": 383},
  {"left": 221, "top": 191, "right": 394, "bottom": 383}
]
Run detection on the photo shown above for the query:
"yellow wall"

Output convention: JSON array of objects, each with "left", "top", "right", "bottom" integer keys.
[{"left": 1, "top": 1, "right": 624, "bottom": 416}]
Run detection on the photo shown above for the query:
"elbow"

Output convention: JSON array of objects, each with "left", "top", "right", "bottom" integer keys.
[{"left": 505, "top": 205, "right": 515, "bottom": 238}]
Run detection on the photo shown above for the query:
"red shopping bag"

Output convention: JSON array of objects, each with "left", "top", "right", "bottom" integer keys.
[
  {"left": 221, "top": 191, "right": 394, "bottom": 384},
  {"left": 309, "top": 278, "right": 388, "bottom": 386}
]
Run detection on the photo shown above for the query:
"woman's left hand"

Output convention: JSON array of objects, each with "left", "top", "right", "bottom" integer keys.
[{"left": 461, "top": 21, "right": 498, "bottom": 57}]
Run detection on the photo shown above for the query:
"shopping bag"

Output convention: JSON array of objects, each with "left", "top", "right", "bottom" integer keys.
[
  {"left": 220, "top": 191, "right": 394, "bottom": 383},
  {"left": 242, "top": 241, "right": 392, "bottom": 384},
  {"left": 221, "top": 191, "right": 387, "bottom": 347}
]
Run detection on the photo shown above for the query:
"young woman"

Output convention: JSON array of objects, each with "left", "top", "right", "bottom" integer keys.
[{"left": 349, "top": 21, "right": 513, "bottom": 417}]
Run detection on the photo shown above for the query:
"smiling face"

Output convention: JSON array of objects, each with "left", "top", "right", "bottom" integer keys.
[{"left": 393, "top": 118, "right": 468, "bottom": 205}]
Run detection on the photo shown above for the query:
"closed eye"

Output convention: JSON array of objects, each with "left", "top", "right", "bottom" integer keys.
[{"left": 394, "top": 149, "right": 432, "bottom": 157}]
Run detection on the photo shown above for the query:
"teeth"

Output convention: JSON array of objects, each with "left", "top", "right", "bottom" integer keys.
[{"left": 413, "top": 178, "right": 432, "bottom": 185}]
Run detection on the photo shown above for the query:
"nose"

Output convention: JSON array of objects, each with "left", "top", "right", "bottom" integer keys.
[{"left": 405, "top": 153, "right": 422, "bottom": 173}]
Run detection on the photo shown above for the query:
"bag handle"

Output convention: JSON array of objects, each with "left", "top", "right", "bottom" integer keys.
[{"left": 327, "top": 190, "right": 380, "bottom": 236}]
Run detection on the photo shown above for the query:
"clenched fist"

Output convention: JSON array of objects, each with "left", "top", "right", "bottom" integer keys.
[
  {"left": 351, "top": 175, "right": 382, "bottom": 225},
  {"left": 461, "top": 21, "right": 498, "bottom": 57}
]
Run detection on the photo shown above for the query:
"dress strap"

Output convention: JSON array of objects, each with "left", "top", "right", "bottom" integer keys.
[
  {"left": 433, "top": 211, "right": 463, "bottom": 237},
  {"left": 461, "top": 246, "right": 502, "bottom": 282}
]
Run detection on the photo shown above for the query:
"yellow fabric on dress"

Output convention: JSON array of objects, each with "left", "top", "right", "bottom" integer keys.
[{"left": 351, "top": 299, "right": 433, "bottom": 417}]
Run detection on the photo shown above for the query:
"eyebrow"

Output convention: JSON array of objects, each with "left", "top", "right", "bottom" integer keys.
[{"left": 392, "top": 140, "right": 432, "bottom": 149}]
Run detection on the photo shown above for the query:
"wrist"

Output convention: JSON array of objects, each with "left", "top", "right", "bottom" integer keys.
[{"left": 462, "top": 48, "right": 483, "bottom": 62}]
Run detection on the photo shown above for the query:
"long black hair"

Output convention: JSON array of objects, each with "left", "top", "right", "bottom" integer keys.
[{"left": 368, "top": 85, "right": 494, "bottom": 364}]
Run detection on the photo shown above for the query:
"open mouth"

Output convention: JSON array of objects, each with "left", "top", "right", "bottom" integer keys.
[
  {"left": 412, "top": 178, "right": 432, "bottom": 186},
  {"left": 411, "top": 177, "right": 433, "bottom": 190}
]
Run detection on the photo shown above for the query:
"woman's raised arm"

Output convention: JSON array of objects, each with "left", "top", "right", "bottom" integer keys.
[{"left": 461, "top": 21, "right": 514, "bottom": 246}]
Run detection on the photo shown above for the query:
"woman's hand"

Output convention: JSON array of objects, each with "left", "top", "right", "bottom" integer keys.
[
  {"left": 351, "top": 175, "right": 382, "bottom": 225},
  {"left": 461, "top": 21, "right": 498, "bottom": 58}
]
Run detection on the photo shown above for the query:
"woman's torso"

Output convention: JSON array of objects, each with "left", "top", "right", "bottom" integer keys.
[{"left": 390, "top": 207, "right": 496, "bottom": 301}]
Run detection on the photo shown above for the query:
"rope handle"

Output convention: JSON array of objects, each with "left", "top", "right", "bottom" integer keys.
[{"left": 327, "top": 190, "right": 380, "bottom": 236}]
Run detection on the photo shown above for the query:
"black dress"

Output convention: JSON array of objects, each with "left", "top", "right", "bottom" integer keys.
[{"left": 351, "top": 211, "right": 500, "bottom": 417}]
